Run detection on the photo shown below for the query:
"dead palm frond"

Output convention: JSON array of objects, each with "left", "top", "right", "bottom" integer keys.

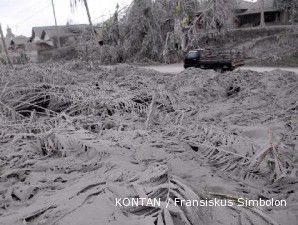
[
  {"left": 186, "top": 142, "right": 266, "bottom": 183},
  {"left": 108, "top": 164, "right": 211, "bottom": 225},
  {"left": 249, "top": 131, "right": 292, "bottom": 182}
]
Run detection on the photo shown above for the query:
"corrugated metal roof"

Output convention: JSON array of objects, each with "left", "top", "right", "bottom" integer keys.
[
  {"left": 236, "top": 0, "right": 282, "bottom": 15},
  {"left": 253, "top": 0, "right": 276, "bottom": 10},
  {"left": 234, "top": 0, "right": 255, "bottom": 10}
]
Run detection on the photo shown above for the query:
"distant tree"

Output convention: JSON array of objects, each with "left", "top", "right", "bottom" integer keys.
[
  {"left": 198, "top": 0, "right": 235, "bottom": 32},
  {"left": 101, "top": 4, "right": 120, "bottom": 45},
  {"left": 274, "top": 0, "right": 297, "bottom": 24},
  {"left": 111, "top": 4, "right": 120, "bottom": 45},
  {"left": 70, "top": 0, "right": 95, "bottom": 34},
  {"left": 122, "top": 0, "right": 164, "bottom": 60}
]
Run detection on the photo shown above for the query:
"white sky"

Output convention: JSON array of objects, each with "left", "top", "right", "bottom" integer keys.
[{"left": 0, "top": 0, "right": 132, "bottom": 37}]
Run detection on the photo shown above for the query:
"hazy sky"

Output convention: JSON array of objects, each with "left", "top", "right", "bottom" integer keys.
[
  {"left": 0, "top": 0, "right": 132, "bottom": 37},
  {"left": 0, "top": 0, "right": 257, "bottom": 37}
]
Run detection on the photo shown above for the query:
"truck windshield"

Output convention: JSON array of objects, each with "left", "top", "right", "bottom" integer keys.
[{"left": 186, "top": 51, "right": 199, "bottom": 59}]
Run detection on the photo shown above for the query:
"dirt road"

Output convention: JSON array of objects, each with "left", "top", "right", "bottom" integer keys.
[{"left": 144, "top": 63, "right": 298, "bottom": 74}]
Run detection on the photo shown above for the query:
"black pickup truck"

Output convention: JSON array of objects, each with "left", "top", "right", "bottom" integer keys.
[{"left": 184, "top": 49, "right": 244, "bottom": 72}]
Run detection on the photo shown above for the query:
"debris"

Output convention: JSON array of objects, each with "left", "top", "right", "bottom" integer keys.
[{"left": 0, "top": 62, "right": 297, "bottom": 225}]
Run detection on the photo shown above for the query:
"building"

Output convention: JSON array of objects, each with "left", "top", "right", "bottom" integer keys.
[
  {"left": 0, "top": 27, "right": 15, "bottom": 53},
  {"left": 0, "top": 27, "right": 30, "bottom": 64},
  {"left": 9, "top": 35, "right": 28, "bottom": 51},
  {"left": 29, "top": 24, "right": 90, "bottom": 50},
  {"left": 235, "top": 0, "right": 296, "bottom": 27},
  {"left": 0, "top": 27, "right": 30, "bottom": 52},
  {"left": 28, "top": 24, "right": 96, "bottom": 62}
]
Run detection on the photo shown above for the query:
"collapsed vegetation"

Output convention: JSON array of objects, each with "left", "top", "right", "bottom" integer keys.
[
  {"left": 74, "top": 0, "right": 298, "bottom": 65},
  {"left": 0, "top": 61, "right": 297, "bottom": 224}
]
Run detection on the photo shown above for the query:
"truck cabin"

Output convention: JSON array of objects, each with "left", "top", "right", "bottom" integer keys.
[{"left": 185, "top": 49, "right": 203, "bottom": 60}]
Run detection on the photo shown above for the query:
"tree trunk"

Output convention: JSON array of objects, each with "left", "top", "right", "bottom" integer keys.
[
  {"left": 51, "top": 0, "right": 61, "bottom": 48},
  {"left": 83, "top": 0, "right": 95, "bottom": 35},
  {"left": 163, "top": 32, "right": 170, "bottom": 63},
  {"left": 290, "top": 0, "right": 296, "bottom": 25},
  {"left": 0, "top": 24, "right": 12, "bottom": 66}
]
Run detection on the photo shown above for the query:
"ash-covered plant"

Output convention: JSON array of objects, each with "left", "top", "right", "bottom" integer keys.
[
  {"left": 197, "top": 0, "right": 235, "bottom": 32},
  {"left": 108, "top": 164, "right": 211, "bottom": 225},
  {"left": 75, "top": 0, "right": 203, "bottom": 63},
  {"left": 120, "top": 0, "right": 165, "bottom": 61}
]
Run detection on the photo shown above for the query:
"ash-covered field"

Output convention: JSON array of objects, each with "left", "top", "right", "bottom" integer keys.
[{"left": 0, "top": 62, "right": 297, "bottom": 225}]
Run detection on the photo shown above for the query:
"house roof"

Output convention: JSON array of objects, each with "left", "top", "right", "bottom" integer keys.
[
  {"left": 30, "top": 24, "right": 90, "bottom": 42},
  {"left": 234, "top": 0, "right": 255, "bottom": 10},
  {"left": 236, "top": 0, "right": 282, "bottom": 15},
  {"left": 0, "top": 35, "right": 28, "bottom": 51},
  {"left": 197, "top": 0, "right": 279, "bottom": 16},
  {"left": 12, "top": 35, "right": 28, "bottom": 45},
  {"left": 253, "top": 0, "right": 276, "bottom": 10},
  {"left": 252, "top": 0, "right": 279, "bottom": 11}
]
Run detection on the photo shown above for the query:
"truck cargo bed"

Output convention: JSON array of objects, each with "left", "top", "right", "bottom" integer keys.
[{"left": 184, "top": 49, "right": 244, "bottom": 71}]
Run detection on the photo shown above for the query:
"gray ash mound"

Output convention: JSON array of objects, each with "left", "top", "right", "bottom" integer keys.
[{"left": 0, "top": 62, "right": 297, "bottom": 225}]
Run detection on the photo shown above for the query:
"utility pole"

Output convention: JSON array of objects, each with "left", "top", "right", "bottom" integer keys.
[
  {"left": 260, "top": 0, "right": 265, "bottom": 27},
  {"left": 291, "top": 0, "right": 295, "bottom": 25},
  {"left": 0, "top": 24, "right": 12, "bottom": 66},
  {"left": 51, "top": 0, "right": 61, "bottom": 48},
  {"left": 82, "top": 0, "right": 96, "bottom": 36}
]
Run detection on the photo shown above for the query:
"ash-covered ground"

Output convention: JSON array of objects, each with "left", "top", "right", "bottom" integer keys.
[{"left": 0, "top": 62, "right": 297, "bottom": 225}]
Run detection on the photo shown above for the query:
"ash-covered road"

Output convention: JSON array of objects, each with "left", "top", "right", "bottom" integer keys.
[{"left": 143, "top": 63, "right": 298, "bottom": 74}]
